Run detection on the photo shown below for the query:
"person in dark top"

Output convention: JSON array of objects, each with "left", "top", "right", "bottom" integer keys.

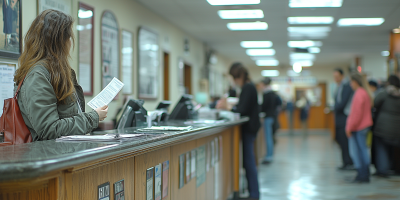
[
  {"left": 217, "top": 62, "right": 260, "bottom": 200},
  {"left": 373, "top": 75, "right": 400, "bottom": 177},
  {"left": 333, "top": 68, "right": 354, "bottom": 170},
  {"left": 228, "top": 86, "right": 237, "bottom": 97},
  {"left": 261, "top": 77, "right": 280, "bottom": 164}
]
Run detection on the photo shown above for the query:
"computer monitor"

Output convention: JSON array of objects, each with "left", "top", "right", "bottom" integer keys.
[
  {"left": 115, "top": 99, "right": 148, "bottom": 128},
  {"left": 156, "top": 101, "right": 171, "bottom": 111},
  {"left": 168, "top": 95, "right": 195, "bottom": 120}
]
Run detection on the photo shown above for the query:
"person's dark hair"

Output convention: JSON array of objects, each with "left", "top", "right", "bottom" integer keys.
[
  {"left": 229, "top": 62, "right": 250, "bottom": 82},
  {"left": 262, "top": 77, "right": 271, "bottom": 86},
  {"left": 334, "top": 68, "right": 344, "bottom": 75},
  {"left": 388, "top": 75, "right": 400, "bottom": 88},
  {"left": 368, "top": 80, "right": 378, "bottom": 88},
  {"left": 15, "top": 9, "right": 75, "bottom": 104}
]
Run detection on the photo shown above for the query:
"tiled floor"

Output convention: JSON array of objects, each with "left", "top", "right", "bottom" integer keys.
[{"left": 257, "top": 130, "right": 400, "bottom": 200}]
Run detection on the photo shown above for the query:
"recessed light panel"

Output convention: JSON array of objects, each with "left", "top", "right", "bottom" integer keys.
[
  {"left": 288, "top": 41, "right": 322, "bottom": 48},
  {"left": 251, "top": 56, "right": 276, "bottom": 60},
  {"left": 241, "top": 41, "right": 273, "bottom": 48},
  {"left": 262, "top": 70, "right": 280, "bottom": 77},
  {"left": 337, "top": 18, "right": 385, "bottom": 26},
  {"left": 289, "top": 0, "right": 343, "bottom": 8},
  {"left": 218, "top": 9, "right": 264, "bottom": 19},
  {"left": 288, "top": 27, "right": 331, "bottom": 33},
  {"left": 227, "top": 22, "right": 268, "bottom": 31},
  {"left": 288, "top": 32, "right": 329, "bottom": 39},
  {"left": 308, "top": 47, "right": 321, "bottom": 53},
  {"left": 381, "top": 51, "right": 390, "bottom": 57},
  {"left": 256, "top": 60, "right": 280, "bottom": 66},
  {"left": 246, "top": 49, "right": 276, "bottom": 56},
  {"left": 291, "top": 60, "right": 313, "bottom": 66},
  {"left": 207, "top": 0, "right": 260, "bottom": 6},
  {"left": 290, "top": 53, "right": 315, "bottom": 60},
  {"left": 288, "top": 16, "right": 334, "bottom": 24}
]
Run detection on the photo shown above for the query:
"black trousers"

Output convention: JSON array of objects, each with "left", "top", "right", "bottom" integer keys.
[{"left": 336, "top": 125, "right": 353, "bottom": 166}]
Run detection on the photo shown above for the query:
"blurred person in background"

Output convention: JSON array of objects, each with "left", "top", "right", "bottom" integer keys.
[
  {"left": 346, "top": 73, "right": 373, "bottom": 183},
  {"left": 217, "top": 62, "right": 260, "bottom": 200},
  {"left": 368, "top": 80, "right": 380, "bottom": 97},
  {"left": 373, "top": 75, "right": 400, "bottom": 177},
  {"left": 333, "top": 68, "right": 355, "bottom": 170},
  {"left": 260, "top": 77, "right": 280, "bottom": 164},
  {"left": 286, "top": 97, "right": 295, "bottom": 134},
  {"left": 296, "top": 92, "right": 310, "bottom": 135}
]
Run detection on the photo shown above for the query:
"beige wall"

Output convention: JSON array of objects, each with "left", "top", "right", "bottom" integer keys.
[{"left": 19, "top": 0, "right": 232, "bottom": 122}]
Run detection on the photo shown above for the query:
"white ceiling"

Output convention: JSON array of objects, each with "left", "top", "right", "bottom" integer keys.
[{"left": 135, "top": 0, "right": 400, "bottom": 69}]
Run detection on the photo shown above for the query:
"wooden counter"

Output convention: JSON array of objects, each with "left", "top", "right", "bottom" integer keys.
[{"left": 0, "top": 119, "right": 247, "bottom": 200}]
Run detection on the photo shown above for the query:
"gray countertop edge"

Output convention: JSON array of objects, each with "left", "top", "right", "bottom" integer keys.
[{"left": 0, "top": 118, "right": 247, "bottom": 182}]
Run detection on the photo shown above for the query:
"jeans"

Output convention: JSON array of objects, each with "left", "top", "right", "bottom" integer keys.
[
  {"left": 264, "top": 117, "right": 274, "bottom": 162},
  {"left": 242, "top": 132, "right": 260, "bottom": 198},
  {"left": 349, "top": 128, "right": 370, "bottom": 180}
]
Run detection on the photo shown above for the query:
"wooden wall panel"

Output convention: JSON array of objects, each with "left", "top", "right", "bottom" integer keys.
[
  {"left": 220, "top": 130, "right": 233, "bottom": 200},
  {"left": 134, "top": 147, "right": 171, "bottom": 200},
  {"left": 66, "top": 157, "right": 135, "bottom": 200},
  {"left": 170, "top": 140, "right": 197, "bottom": 200},
  {"left": 0, "top": 178, "right": 58, "bottom": 200}
]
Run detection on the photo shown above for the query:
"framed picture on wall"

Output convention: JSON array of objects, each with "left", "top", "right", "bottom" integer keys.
[
  {"left": 77, "top": 2, "right": 94, "bottom": 96},
  {"left": 121, "top": 29, "right": 133, "bottom": 94},
  {"left": 101, "top": 10, "right": 120, "bottom": 90},
  {"left": 37, "top": 0, "right": 71, "bottom": 15},
  {"left": 137, "top": 27, "right": 159, "bottom": 99},
  {"left": 0, "top": 0, "right": 21, "bottom": 59}
]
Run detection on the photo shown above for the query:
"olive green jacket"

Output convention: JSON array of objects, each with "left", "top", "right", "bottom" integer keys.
[{"left": 15, "top": 64, "right": 99, "bottom": 141}]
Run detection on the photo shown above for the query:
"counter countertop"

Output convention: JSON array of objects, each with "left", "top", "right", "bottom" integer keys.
[{"left": 0, "top": 118, "right": 248, "bottom": 182}]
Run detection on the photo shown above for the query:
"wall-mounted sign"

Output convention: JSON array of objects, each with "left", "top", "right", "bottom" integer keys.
[
  {"left": 190, "top": 150, "right": 196, "bottom": 179},
  {"left": 185, "top": 152, "right": 191, "bottom": 183},
  {"left": 162, "top": 161, "right": 169, "bottom": 199},
  {"left": 146, "top": 167, "right": 154, "bottom": 200},
  {"left": 38, "top": 0, "right": 71, "bottom": 15},
  {"left": 98, "top": 182, "right": 110, "bottom": 200},
  {"left": 154, "top": 164, "right": 162, "bottom": 200},
  {"left": 196, "top": 146, "right": 206, "bottom": 187},
  {"left": 114, "top": 179, "right": 124, "bottom": 200}
]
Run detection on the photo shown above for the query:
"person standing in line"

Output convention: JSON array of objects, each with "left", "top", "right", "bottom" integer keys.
[
  {"left": 373, "top": 75, "right": 400, "bottom": 177},
  {"left": 333, "top": 68, "right": 355, "bottom": 170},
  {"left": 296, "top": 93, "right": 310, "bottom": 135},
  {"left": 260, "top": 77, "right": 280, "bottom": 164},
  {"left": 217, "top": 62, "right": 260, "bottom": 200},
  {"left": 346, "top": 73, "right": 373, "bottom": 183},
  {"left": 286, "top": 98, "right": 295, "bottom": 134}
]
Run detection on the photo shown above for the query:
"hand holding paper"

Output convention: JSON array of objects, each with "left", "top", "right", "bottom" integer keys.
[{"left": 87, "top": 77, "right": 124, "bottom": 109}]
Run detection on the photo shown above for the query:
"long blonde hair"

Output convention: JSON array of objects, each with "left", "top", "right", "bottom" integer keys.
[
  {"left": 14, "top": 9, "right": 75, "bottom": 104},
  {"left": 350, "top": 73, "right": 374, "bottom": 105}
]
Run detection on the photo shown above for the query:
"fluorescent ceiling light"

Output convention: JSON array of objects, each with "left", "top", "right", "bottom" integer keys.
[
  {"left": 227, "top": 22, "right": 268, "bottom": 31},
  {"left": 289, "top": 0, "right": 343, "bottom": 8},
  {"left": 288, "top": 32, "right": 329, "bottom": 39},
  {"left": 293, "top": 63, "right": 303, "bottom": 73},
  {"left": 308, "top": 47, "right": 321, "bottom": 53},
  {"left": 381, "top": 51, "right": 390, "bottom": 57},
  {"left": 288, "top": 27, "right": 331, "bottom": 33},
  {"left": 288, "top": 17, "right": 334, "bottom": 24},
  {"left": 241, "top": 41, "right": 273, "bottom": 48},
  {"left": 218, "top": 9, "right": 264, "bottom": 19},
  {"left": 337, "top": 18, "right": 385, "bottom": 27},
  {"left": 393, "top": 28, "right": 400, "bottom": 34},
  {"left": 78, "top": 10, "right": 93, "bottom": 18},
  {"left": 262, "top": 70, "right": 279, "bottom": 77},
  {"left": 290, "top": 53, "right": 315, "bottom": 60},
  {"left": 246, "top": 49, "right": 276, "bottom": 56},
  {"left": 207, "top": 0, "right": 260, "bottom": 6},
  {"left": 256, "top": 60, "right": 279, "bottom": 66},
  {"left": 291, "top": 60, "right": 313, "bottom": 66},
  {"left": 251, "top": 56, "right": 276, "bottom": 60},
  {"left": 288, "top": 41, "right": 322, "bottom": 48}
]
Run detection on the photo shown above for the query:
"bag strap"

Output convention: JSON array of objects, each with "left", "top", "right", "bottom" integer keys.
[{"left": 14, "top": 76, "right": 26, "bottom": 98}]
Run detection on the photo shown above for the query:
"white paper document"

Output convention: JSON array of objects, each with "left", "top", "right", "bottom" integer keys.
[{"left": 87, "top": 77, "right": 124, "bottom": 109}]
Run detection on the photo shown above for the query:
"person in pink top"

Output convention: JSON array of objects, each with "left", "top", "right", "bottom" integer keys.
[{"left": 346, "top": 73, "right": 374, "bottom": 183}]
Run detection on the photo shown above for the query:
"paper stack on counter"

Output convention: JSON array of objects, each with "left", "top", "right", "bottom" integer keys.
[
  {"left": 87, "top": 77, "right": 124, "bottom": 110},
  {"left": 56, "top": 134, "right": 142, "bottom": 142},
  {"left": 137, "top": 126, "right": 193, "bottom": 132}
]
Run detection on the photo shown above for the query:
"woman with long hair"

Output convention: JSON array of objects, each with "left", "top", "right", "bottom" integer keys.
[
  {"left": 217, "top": 62, "right": 260, "bottom": 200},
  {"left": 346, "top": 73, "right": 373, "bottom": 183},
  {"left": 14, "top": 10, "right": 108, "bottom": 141}
]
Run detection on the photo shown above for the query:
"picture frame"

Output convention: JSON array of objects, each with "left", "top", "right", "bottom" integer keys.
[
  {"left": 37, "top": 0, "right": 72, "bottom": 15},
  {"left": 121, "top": 29, "right": 133, "bottom": 95},
  {"left": 0, "top": 61, "right": 17, "bottom": 117},
  {"left": 101, "top": 10, "right": 120, "bottom": 90},
  {"left": 0, "top": 0, "right": 21, "bottom": 59},
  {"left": 77, "top": 2, "right": 94, "bottom": 96},
  {"left": 137, "top": 26, "right": 160, "bottom": 99}
]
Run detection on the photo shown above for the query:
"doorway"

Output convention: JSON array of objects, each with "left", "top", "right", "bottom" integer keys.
[
  {"left": 163, "top": 52, "right": 170, "bottom": 100},
  {"left": 184, "top": 64, "right": 192, "bottom": 94}
]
